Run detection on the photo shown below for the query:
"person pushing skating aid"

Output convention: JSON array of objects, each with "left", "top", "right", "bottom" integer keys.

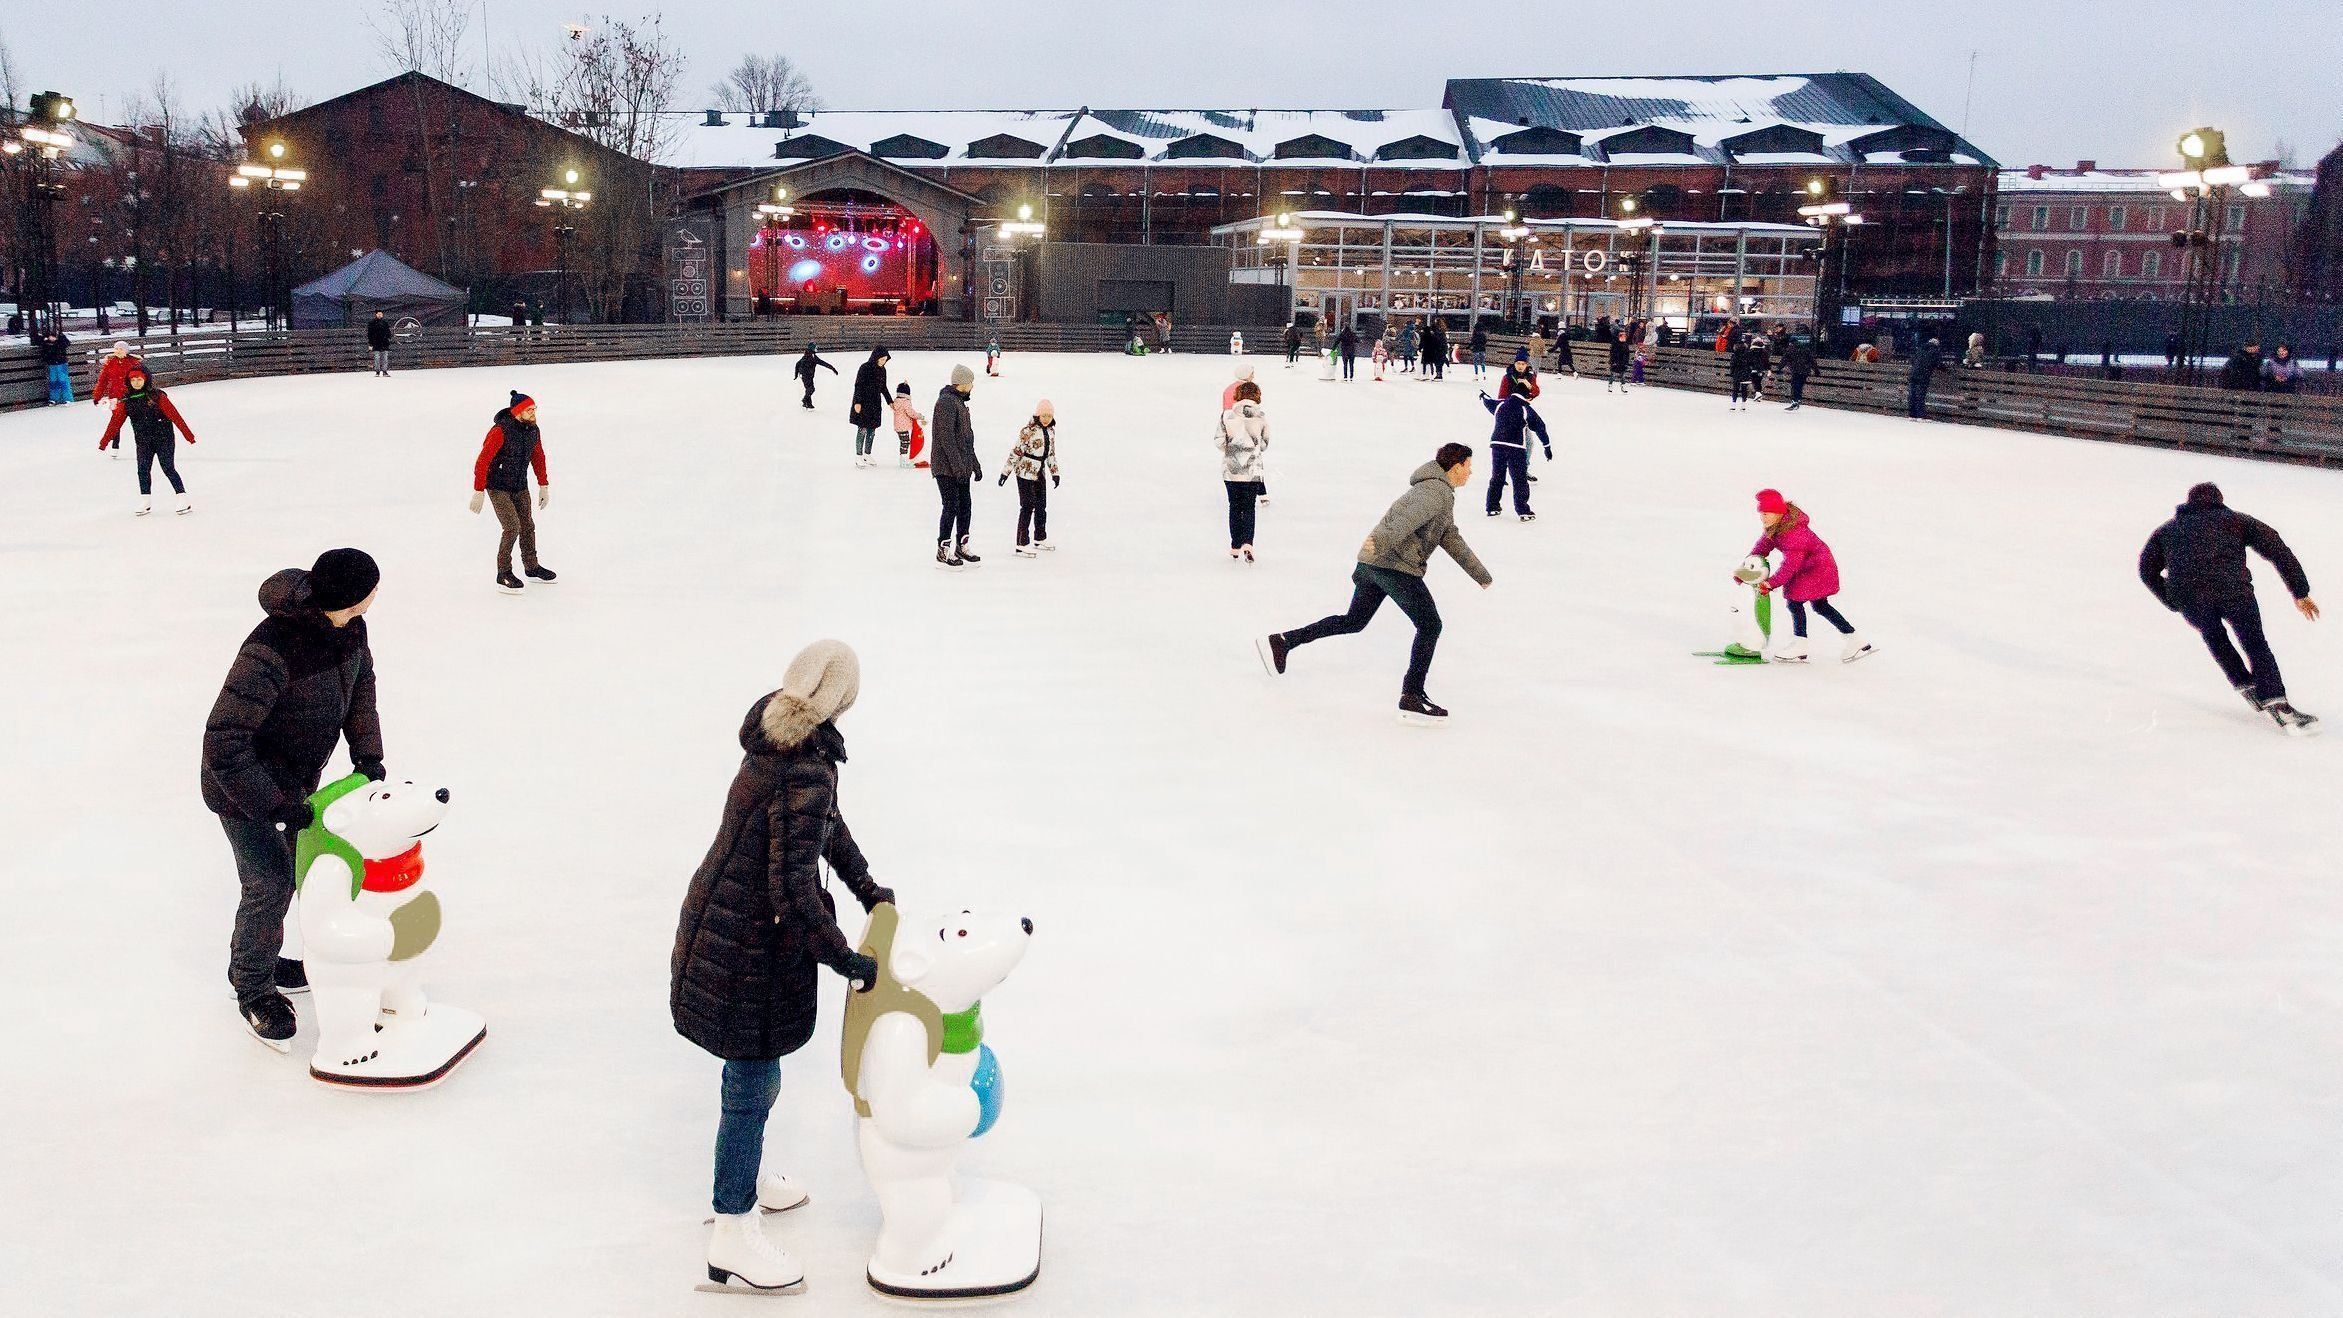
[
  {"left": 1745, "top": 489, "right": 1872, "bottom": 663},
  {"left": 2139, "top": 481, "right": 2319, "bottom": 734}
]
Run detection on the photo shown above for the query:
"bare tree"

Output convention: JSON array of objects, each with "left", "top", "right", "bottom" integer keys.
[
  {"left": 368, "top": 0, "right": 475, "bottom": 86},
  {"left": 225, "top": 76, "right": 308, "bottom": 131},
  {"left": 0, "top": 24, "right": 21, "bottom": 116},
  {"left": 709, "top": 54, "right": 820, "bottom": 116}
]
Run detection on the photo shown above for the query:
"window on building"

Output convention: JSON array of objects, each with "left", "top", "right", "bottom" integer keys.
[
  {"left": 2224, "top": 249, "right": 2240, "bottom": 280},
  {"left": 2103, "top": 250, "right": 2123, "bottom": 277},
  {"left": 2225, "top": 203, "right": 2245, "bottom": 230},
  {"left": 2107, "top": 205, "right": 2126, "bottom": 230},
  {"left": 1995, "top": 204, "right": 2009, "bottom": 229},
  {"left": 2025, "top": 250, "right": 2045, "bottom": 277},
  {"left": 2147, "top": 205, "right": 2164, "bottom": 231},
  {"left": 2068, "top": 205, "right": 2087, "bottom": 230},
  {"left": 1995, "top": 250, "right": 2009, "bottom": 278},
  {"left": 2065, "top": 250, "right": 2083, "bottom": 276},
  {"left": 2142, "top": 250, "right": 2161, "bottom": 279},
  {"left": 2028, "top": 205, "right": 2048, "bottom": 231}
]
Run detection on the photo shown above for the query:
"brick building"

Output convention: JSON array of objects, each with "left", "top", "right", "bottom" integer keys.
[{"left": 1990, "top": 161, "right": 2314, "bottom": 301}]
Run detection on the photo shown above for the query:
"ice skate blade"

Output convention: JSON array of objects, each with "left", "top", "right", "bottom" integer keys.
[
  {"left": 1841, "top": 646, "right": 1877, "bottom": 664},
  {"left": 245, "top": 1024, "right": 294, "bottom": 1054},
  {"left": 696, "top": 1271, "right": 806, "bottom": 1296},
  {"left": 1397, "top": 711, "right": 1446, "bottom": 726}
]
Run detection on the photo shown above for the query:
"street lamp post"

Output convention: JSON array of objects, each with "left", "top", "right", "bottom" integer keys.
[
  {"left": 229, "top": 140, "right": 306, "bottom": 332},
  {"left": 7, "top": 91, "right": 79, "bottom": 328},
  {"left": 2160, "top": 128, "right": 2270, "bottom": 386},
  {"left": 1258, "top": 210, "right": 1306, "bottom": 324},
  {"left": 1798, "top": 178, "right": 1865, "bottom": 340},
  {"left": 996, "top": 202, "right": 1047, "bottom": 324},
  {"left": 535, "top": 168, "right": 592, "bottom": 326}
]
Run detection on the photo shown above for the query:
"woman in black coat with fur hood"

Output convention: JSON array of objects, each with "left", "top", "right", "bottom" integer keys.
[{"left": 670, "top": 638, "right": 895, "bottom": 1291}]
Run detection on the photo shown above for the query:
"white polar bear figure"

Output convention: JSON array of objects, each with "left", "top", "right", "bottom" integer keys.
[
  {"left": 294, "top": 773, "right": 485, "bottom": 1090},
  {"left": 842, "top": 904, "right": 1037, "bottom": 1299}
]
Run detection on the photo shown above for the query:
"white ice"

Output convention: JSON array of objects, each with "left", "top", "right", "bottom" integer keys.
[{"left": 4, "top": 349, "right": 2341, "bottom": 1316}]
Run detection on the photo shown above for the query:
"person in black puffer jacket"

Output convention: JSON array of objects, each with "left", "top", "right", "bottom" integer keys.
[
  {"left": 2139, "top": 482, "right": 2320, "bottom": 732},
  {"left": 848, "top": 346, "right": 891, "bottom": 466},
  {"left": 202, "top": 548, "right": 386, "bottom": 1046},
  {"left": 469, "top": 391, "right": 555, "bottom": 592},
  {"left": 671, "top": 640, "right": 894, "bottom": 1262},
  {"left": 366, "top": 310, "right": 394, "bottom": 376}
]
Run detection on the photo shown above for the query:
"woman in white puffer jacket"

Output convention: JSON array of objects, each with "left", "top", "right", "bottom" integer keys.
[{"left": 1217, "top": 379, "right": 1270, "bottom": 561}]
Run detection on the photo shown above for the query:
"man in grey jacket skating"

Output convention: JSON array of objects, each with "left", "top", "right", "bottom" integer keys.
[{"left": 1257, "top": 443, "right": 1492, "bottom": 722}]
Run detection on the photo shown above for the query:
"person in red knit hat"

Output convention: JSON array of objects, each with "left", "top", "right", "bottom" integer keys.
[
  {"left": 1745, "top": 488, "right": 1873, "bottom": 664},
  {"left": 469, "top": 390, "right": 555, "bottom": 593}
]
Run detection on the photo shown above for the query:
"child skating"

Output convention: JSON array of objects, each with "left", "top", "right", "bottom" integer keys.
[
  {"left": 793, "top": 344, "right": 836, "bottom": 410},
  {"left": 890, "top": 381, "right": 926, "bottom": 468},
  {"left": 997, "top": 399, "right": 1060, "bottom": 556},
  {"left": 1745, "top": 489, "right": 1871, "bottom": 663},
  {"left": 98, "top": 364, "right": 197, "bottom": 515},
  {"left": 986, "top": 333, "right": 1002, "bottom": 377}
]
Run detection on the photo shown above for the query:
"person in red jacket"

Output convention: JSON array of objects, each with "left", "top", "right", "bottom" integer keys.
[
  {"left": 468, "top": 390, "right": 554, "bottom": 593},
  {"left": 99, "top": 365, "right": 197, "bottom": 515},
  {"left": 91, "top": 341, "right": 141, "bottom": 411},
  {"left": 1745, "top": 488, "right": 1872, "bottom": 664}
]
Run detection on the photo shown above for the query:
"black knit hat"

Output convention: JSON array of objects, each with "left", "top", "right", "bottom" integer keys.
[{"left": 308, "top": 548, "right": 380, "bottom": 611}]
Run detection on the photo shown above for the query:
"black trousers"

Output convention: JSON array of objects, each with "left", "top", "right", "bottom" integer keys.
[
  {"left": 1907, "top": 381, "right": 1929, "bottom": 418},
  {"left": 136, "top": 435, "right": 185, "bottom": 495},
  {"left": 1485, "top": 445, "right": 1531, "bottom": 515},
  {"left": 1224, "top": 480, "right": 1263, "bottom": 548},
  {"left": 800, "top": 377, "right": 815, "bottom": 406},
  {"left": 220, "top": 815, "right": 294, "bottom": 1004},
  {"left": 1341, "top": 352, "right": 1356, "bottom": 379},
  {"left": 1016, "top": 477, "right": 1049, "bottom": 545},
  {"left": 2181, "top": 595, "right": 2285, "bottom": 702},
  {"left": 1785, "top": 597, "right": 1854, "bottom": 637},
  {"left": 1285, "top": 343, "right": 1299, "bottom": 363},
  {"left": 1790, "top": 371, "right": 1809, "bottom": 403},
  {"left": 1731, "top": 377, "right": 1754, "bottom": 403},
  {"left": 1283, "top": 563, "right": 1443, "bottom": 697},
  {"left": 935, "top": 474, "right": 972, "bottom": 542}
]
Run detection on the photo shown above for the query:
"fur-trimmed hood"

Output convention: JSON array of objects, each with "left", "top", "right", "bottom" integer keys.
[{"left": 741, "top": 691, "right": 847, "bottom": 761}]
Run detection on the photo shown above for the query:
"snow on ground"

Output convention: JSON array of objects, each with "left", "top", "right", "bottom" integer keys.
[{"left": 3, "top": 350, "right": 2341, "bottom": 1316}]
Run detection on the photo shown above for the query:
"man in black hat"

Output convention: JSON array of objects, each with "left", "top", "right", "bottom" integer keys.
[
  {"left": 201, "top": 548, "right": 387, "bottom": 1049},
  {"left": 2140, "top": 483, "right": 2320, "bottom": 734}
]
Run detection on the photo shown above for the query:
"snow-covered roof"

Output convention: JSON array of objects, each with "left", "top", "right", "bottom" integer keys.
[
  {"left": 669, "top": 110, "right": 1080, "bottom": 169},
  {"left": 1997, "top": 166, "right": 2315, "bottom": 195},
  {"left": 1072, "top": 109, "right": 1468, "bottom": 165}
]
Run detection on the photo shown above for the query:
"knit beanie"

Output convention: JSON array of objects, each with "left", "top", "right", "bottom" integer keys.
[
  {"left": 950, "top": 364, "right": 975, "bottom": 390},
  {"left": 1233, "top": 364, "right": 1255, "bottom": 383},
  {"left": 1755, "top": 489, "right": 1788, "bottom": 516},
  {"left": 509, "top": 390, "right": 534, "bottom": 412},
  {"left": 307, "top": 548, "right": 380, "bottom": 612},
  {"left": 761, "top": 639, "right": 861, "bottom": 748},
  {"left": 1034, "top": 398, "right": 1054, "bottom": 416}
]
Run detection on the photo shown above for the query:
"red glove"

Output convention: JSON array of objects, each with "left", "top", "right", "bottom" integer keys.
[{"left": 1755, "top": 582, "right": 1774, "bottom": 595}]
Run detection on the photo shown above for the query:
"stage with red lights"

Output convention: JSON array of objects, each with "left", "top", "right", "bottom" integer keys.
[{"left": 749, "top": 189, "right": 938, "bottom": 314}]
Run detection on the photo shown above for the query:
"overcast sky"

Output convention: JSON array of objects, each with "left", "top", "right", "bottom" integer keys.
[{"left": 7, "top": 0, "right": 2338, "bottom": 169}]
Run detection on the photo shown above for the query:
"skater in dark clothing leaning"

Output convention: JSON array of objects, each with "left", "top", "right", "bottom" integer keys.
[
  {"left": 2139, "top": 482, "right": 2320, "bottom": 733},
  {"left": 1480, "top": 387, "right": 1551, "bottom": 519},
  {"left": 1906, "top": 337, "right": 1946, "bottom": 419},
  {"left": 1259, "top": 444, "right": 1492, "bottom": 723},
  {"left": 469, "top": 391, "right": 555, "bottom": 593},
  {"left": 1783, "top": 336, "right": 1819, "bottom": 409},
  {"left": 849, "top": 347, "right": 891, "bottom": 466},
  {"left": 99, "top": 365, "right": 198, "bottom": 515},
  {"left": 670, "top": 640, "right": 894, "bottom": 1293},
  {"left": 366, "top": 310, "right": 393, "bottom": 376},
  {"left": 930, "top": 365, "right": 983, "bottom": 568},
  {"left": 793, "top": 344, "right": 837, "bottom": 410},
  {"left": 202, "top": 548, "right": 385, "bottom": 1050}
]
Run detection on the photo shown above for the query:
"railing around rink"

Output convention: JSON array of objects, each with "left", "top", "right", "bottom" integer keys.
[
  {"left": 0, "top": 317, "right": 1283, "bottom": 415},
  {"left": 1466, "top": 334, "right": 2343, "bottom": 468}
]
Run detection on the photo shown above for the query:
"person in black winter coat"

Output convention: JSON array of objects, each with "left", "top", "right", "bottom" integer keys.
[
  {"left": 2139, "top": 482, "right": 2320, "bottom": 731},
  {"left": 670, "top": 641, "right": 894, "bottom": 1262},
  {"left": 793, "top": 344, "right": 837, "bottom": 410},
  {"left": 1606, "top": 331, "right": 1632, "bottom": 392},
  {"left": 1336, "top": 325, "right": 1359, "bottom": 380},
  {"left": 1282, "top": 322, "right": 1302, "bottom": 366},
  {"left": 1905, "top": 337, "right": 1946, "bottom": 419},
  {"left": 2219, "top": 344, "right": 2264, "bottom": 392},
  {"left": 366, "top": 311, "right": 393, "bottom": 376},
  {"left": 1783, "top": 336, "right": 1820, "bottom": 409},
  {"left": 848, "top": 347, "right": 891, "bottom": 465},
  {"left": 38, "top": 326, "right": 73, "bottom": 404},
  {"left": 1728, "top": 339, "right": 1765, "bottom": 409},
  {"left": 1468, "top": 322, "right": 1489, "bottom": 378},
  {"left": 929, "top": 365, "right": 983, "bottom": 567},
  {"left": 202, "top": 548, "right": 386, "bottom": 1047}
]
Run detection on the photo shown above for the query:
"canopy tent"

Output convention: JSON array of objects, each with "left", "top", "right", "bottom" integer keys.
[{"left": 291, "top": 250, "right": 467, "bottom": 329}]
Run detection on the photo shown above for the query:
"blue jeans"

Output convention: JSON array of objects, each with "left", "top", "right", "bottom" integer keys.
[
  {"left": 713, "top": 1058, "right": 782, "bottom": 1215},
  {"left": 47, "top": 364, "right": 72, "bottom": 403},
  {"left": 1786, "top": 597, "right": 1854, "bottom": 638},
  {"left": 1471, "top": 349, "right": 1485, "bottom": 374}
]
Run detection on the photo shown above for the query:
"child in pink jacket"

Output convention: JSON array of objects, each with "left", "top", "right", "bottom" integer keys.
[
  {"left": 890, "top": 381, "right": 925, "bottom": 468},
  {"left": 1747, "top": 488, "right": 1873, "bottom": 663}
]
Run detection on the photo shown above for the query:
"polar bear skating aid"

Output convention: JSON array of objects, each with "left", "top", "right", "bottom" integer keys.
[
  {"left": 294, "top": 773, "right": 485, "bottom": 1090},
  {"left": 841, "top": 904, "right": 1039, "bottom": 1299}
]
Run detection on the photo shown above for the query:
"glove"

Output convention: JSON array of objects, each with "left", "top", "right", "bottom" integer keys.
[
  {"left": 272, "top": 800, "right": 315, "bottom": 832},
  {"left": 859, "top": 883, "right": 896, "bottom": 912},
  {"left": 1051, "top": 474, "right": 1060, "bottom": 489},
  {"left": 997, "top": 474, "right": 1008, "bottom": 486},
  {"left": 840, "top": 951, "right": 880, "bottom": 993},
  {"left": 468, "top": 490, "right": 485, "bottom": 514},
  {"left": 1755, "top": 582, "right": 1775, "bottom": 595},
  {"left": 354, "top": 759, "right": 387, "bottom": 782},
  {"left": 972, "top": 468, "right": 983, "bottom": 483},
  {"left": 1542, "top": 448, "right": 1554, "bottom": 461},
  {"left": 537, "top": 484, "right": 550, "bottom": 511}
]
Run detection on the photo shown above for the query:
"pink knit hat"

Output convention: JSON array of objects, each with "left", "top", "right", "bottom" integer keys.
[
  {"left": 1034, "top": 398, "right": 1054, "bottom": 415},
  {"left": 1755, "top": 489, "right": 1788, "bottom": 515}
]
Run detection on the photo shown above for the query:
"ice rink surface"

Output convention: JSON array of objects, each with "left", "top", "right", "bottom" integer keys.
[{"left": 3, "top": 349, "right": 2340, "bottom": 1316}]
